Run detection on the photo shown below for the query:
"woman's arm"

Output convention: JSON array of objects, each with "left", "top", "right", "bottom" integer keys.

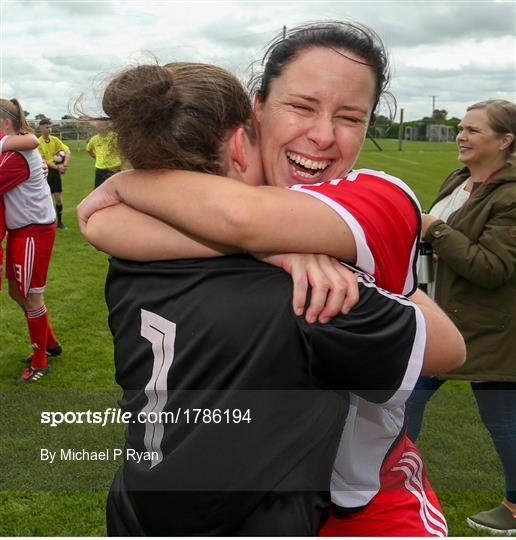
[
  {"left": 84, "top": 204, "right": 360, "bottom": 323},
  {"left": 424, "top": 204, "right": 516, "bottom": 289},
  {"left": 1, "top": 133, "right": 39, "bottom": 151},
  {"left": 77, "top": 169, "right": 357, "bottom": 263},
  {"left": 86, "top": 204, "right": 235, "bottom": 260}
]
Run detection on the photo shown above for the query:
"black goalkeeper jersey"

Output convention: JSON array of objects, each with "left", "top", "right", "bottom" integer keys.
[{"left": 105, "top": 255, "right": 422, "bottom": 536}]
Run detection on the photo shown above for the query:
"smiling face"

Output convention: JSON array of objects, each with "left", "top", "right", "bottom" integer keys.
[
  {"left": 456, "top": 108, "right": 510, "bottom": 168},
  {"left": 255, "top": 47, "right": 376, "bottom": 188}
]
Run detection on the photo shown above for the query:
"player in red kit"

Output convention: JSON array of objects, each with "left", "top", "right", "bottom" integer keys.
[
  {"left": 0, "top": 130, "right": 47, "bottom": 288},
  {"left": 0, "top": 99, "right": 61, "bottom": 384}
]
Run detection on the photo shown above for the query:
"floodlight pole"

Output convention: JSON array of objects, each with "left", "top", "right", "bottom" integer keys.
[
  {"left": 398, "top": 108, "right": 404, "bottom": 151},
  {"left": 430, "top": 95, "right": 437, "bottom": 115}
]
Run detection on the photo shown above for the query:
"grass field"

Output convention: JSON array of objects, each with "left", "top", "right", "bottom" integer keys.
[{"left": 0, "top": 139, "right": 504, "bottom": 536}]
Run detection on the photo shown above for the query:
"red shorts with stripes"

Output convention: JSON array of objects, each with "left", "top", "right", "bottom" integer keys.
[
  {"left": 6, "top": 223, "right": 56, "bottom": 298},
  {"left": 319, "top": 434, "right": 448, "bottom": 537}
]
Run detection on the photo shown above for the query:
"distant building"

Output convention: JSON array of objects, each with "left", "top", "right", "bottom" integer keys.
[
  {"left": 404, "top": 126, "right": 420, "bottom": 140},
  {"left": 427, "top": 124, "right": 456, "bottom": 142}
]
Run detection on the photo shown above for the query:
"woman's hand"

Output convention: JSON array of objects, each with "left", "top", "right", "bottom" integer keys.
[
  {"left": 422, "top": 213, "right": 439, "bottom": 236},
  {"left": 256, "top": 253, "right": 359, "bottom": 324}
]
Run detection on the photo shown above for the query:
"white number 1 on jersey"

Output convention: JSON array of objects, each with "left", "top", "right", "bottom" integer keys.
[{"left": 140, "top": 309, "right": 177, "bottom": 468}]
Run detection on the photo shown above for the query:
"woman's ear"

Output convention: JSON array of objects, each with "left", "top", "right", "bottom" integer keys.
[
  {"left": 254, "top": 93, "right": 264, "bottom": 125},
  {"left": 499, "top": 133, "right": 514, "bottom": 152},
  {"left": 0, "top": 117, "right": 12, "bottom": 133},
  {"left": 228, "top": 127, "right": 249, "bottom": 174}
]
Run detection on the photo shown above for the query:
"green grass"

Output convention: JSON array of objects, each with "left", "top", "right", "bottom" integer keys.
[
  {"left": 0, "top": 140, "right": 505, "bottom": 536},
  {"left": 357, "top": 137, "right": 462, "bottom": 209}
]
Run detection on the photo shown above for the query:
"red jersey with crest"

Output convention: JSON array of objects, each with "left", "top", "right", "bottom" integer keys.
[{"left": 289, "top": 168, "right": 421, "bottom": 295}]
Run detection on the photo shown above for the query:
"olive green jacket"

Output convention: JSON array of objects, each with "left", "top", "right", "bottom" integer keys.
[{"left": 424, "top": 164, "right": 516, "bottom": 381}]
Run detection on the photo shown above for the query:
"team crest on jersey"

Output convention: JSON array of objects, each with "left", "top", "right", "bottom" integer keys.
[{"left": 344, "top": 170, "right": 360, "bottom": 182}]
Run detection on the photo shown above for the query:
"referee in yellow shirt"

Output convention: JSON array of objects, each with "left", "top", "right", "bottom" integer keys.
[
  {"left": 86, "top": 119, "right": 122, "bottom": 188},
  {"left": 38, "top": 118, "right": 71, "bottom": 229}
]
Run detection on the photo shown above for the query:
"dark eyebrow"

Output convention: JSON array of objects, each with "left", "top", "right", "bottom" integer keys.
[
  {"left": 289, "top": 93, "right": 319, "bottom": 103},
  {"left": 289, "top": 94, "right": 368, "bottom": 115}
]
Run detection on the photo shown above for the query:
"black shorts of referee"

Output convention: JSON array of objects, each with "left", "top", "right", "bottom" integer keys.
[
  {"left": 95, "top": 167, "right": 121, "bottom": 188},
  {"left": 46, "top": 168, "right": 62, "bottom": 193}
]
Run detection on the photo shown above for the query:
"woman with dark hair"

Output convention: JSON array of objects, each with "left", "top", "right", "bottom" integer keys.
[
  {"left": 406, "top": 99, "right": 516, "bottom": 535},
  {"left": 82, "top": 22, "right": 420, "bottom": 298},
  {"left": 78, "top": 21, "right": 463, "bottom": 536}
]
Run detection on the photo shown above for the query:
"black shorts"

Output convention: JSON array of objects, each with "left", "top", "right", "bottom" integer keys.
[
  {"left": 47, "top": 168, "right": 62, "bottom": 193},
  {"left": 95, "top": 168, "right": 119, "bottom": 188},
  {"left": 106, "top": 468, "right": 145, "bottom": 536}
]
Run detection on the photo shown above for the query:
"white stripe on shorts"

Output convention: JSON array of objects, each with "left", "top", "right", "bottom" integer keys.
[
  {"left": 392, "top": 451, "right": 448, "bottom": 537},
  {"left": 24, "top": 237, "right": 35, "bottom": 297}
]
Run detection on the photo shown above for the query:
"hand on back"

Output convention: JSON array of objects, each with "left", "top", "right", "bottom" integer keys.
[{"left": 255, "top": 252, "right": 359, "bottom": 324}]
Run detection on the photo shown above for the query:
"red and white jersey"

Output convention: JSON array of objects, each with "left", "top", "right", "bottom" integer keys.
[
  {"left": 330, "top": 283, "right": 426, "bottom": 509},
  {"left": 290, "top": 169, "right": 424, "bottom": 510},
  {"left": 331, "top": 397, "right": 407, "bottom": 508},
  {"left": 0, "top": 146, "right": 55, "bottom": 229},
  {"left": 289, "top": 168, "right": 422, "bottom": 295}
]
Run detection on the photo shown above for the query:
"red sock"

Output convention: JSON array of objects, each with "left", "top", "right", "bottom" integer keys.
[
  {"left": 26, "top": 306, "right": 49, "bottom": 369},
  {"left": 25, "top": 310, "right": 58, "bottom": 349},
  {"left": 46, "top": 323, "right": 58, "bottom": 349}
]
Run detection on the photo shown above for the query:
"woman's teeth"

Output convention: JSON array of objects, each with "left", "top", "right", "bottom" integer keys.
[
  {"left": 286, "top": 151, "right": 330, "bottom": 171},
  {"left": 297, "top": 169, "right": 320, "bottom": 178}
]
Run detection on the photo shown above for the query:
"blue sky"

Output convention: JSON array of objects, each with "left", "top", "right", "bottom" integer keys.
[{"left": 1, "top": 0, "right": 514, "bottom": 122}]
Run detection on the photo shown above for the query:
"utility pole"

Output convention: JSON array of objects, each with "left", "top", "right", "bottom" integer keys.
[
  {"left": 430, "top": 95, "right": 437, "bottom": 116},
  {"left": 283, "top": 25, "right": 286, "bottom": 39}
]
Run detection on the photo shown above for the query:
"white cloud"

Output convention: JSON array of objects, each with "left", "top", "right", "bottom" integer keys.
[
  {"left": 393, "top": 36, "right": 514, "bottom": 71},
  {"left": 1, "top": 0, "right": 514, "bottom": 121}
]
